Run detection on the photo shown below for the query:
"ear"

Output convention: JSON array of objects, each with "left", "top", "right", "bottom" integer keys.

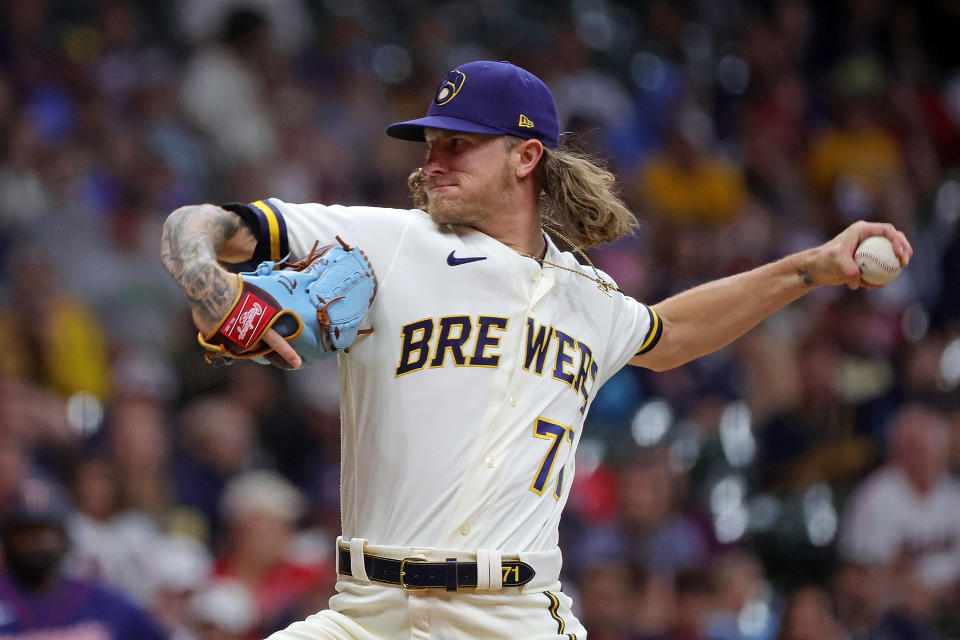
[{"left": 513, "top": 139, "right": 544, "bottom": 179}]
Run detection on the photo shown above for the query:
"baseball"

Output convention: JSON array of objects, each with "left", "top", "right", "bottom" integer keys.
[{"left": 855, "top": 236, "right": 902, "bottom": 286}]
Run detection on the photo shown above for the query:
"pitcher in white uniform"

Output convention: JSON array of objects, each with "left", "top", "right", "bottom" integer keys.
[{"left": 160, "top": 60, "right": 913, "bottom": 639}]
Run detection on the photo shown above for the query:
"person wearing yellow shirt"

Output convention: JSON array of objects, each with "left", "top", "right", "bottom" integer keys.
[
  {"left": 0, "top": 249, "right": 110, "bottom": 399},
  {"left": 636, "top": 104, "right": 746, "bottom": 225}
]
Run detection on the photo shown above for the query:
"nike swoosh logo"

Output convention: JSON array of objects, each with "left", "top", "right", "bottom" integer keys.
[{"left": 447, "top": 251, "right": 487, "bottom": 266}]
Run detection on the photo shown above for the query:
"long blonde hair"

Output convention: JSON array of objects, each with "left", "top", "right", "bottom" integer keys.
[{"left": 407, "top": 136, "right": 638, "bottom": 248}]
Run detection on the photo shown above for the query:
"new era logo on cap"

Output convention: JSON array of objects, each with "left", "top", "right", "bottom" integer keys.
[{"left": 386, "top": 61, "right": 561, "bottom": 148}]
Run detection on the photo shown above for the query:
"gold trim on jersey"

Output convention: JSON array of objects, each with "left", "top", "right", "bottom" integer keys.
[
  {"left": 636, "top": 306, "right": 662, "bottom": 355},
  {"left": 251, "top": 200, "right": 281, "bottom": 261},
  {"left": 545, "top": 591, "right": 566, "bottom": 634}
]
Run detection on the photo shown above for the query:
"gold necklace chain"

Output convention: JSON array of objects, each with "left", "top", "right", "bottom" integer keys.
[{"left": 513, "top": 226, "right": 618, "bottom": 295}]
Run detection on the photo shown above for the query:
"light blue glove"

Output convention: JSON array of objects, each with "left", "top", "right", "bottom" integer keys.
[{"left": 198, "top": 237, "right": 377, "bottom": 368}]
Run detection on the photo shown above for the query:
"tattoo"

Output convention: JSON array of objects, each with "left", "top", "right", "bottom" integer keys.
[
  {"left": 161, "top": 205, "right": 243, "bottom": 325},
  {"left": 797, "top": 269, "right": 815, "bottom": 287}
]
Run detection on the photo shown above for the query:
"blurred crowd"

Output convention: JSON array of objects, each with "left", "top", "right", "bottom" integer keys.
[{"left": 0, "top": 0, "right": 959, "bottom": 638}]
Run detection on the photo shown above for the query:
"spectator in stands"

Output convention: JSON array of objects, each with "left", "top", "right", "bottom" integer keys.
[
  {"left": 581, "top": 447, "right": 714, "bottom": 580},
  {"left": 66, "top": 456, "right": 162, "bottom": 605},
  {"left": 172, "top": 394, "right": 257, "bottom": 541},
  {"left": 840, "top": 405, "right": 960, "bottom": 596},
  {"left": 741, "top": 71, "right": 811, "bottom": 221},
  {"left": 838, "top": 404, "right": 960, "bottom": 634},
  {"left": 179, "top": 7, "right": 277, "bottom": 168},
  {"left": 776, "top": 584, "right": 847, "bottom": 640},
  {"left": 832, "top": 561, "right": 939, "bottom": 640},
  {"left": 630, "top": 566, "right": 677, "bottom": 640},
  {"left": 756, "top": 334, "right": 875, "bottom": 492},
  {"left": 635, "top": 103, "right": 747, "bottom": 226},
  {"left": 701, "top": 550, "right": 776, "bottom": 640},
  {"left": 149, "top": 535, "right": 213, "bottom": 640},
  {"left": 107, "top": 394, "right": 174, "bottom": 518},
  {"left": 0, "top": 247, "right": 111, "bottom": 400},
  {"left": 214, "top": 470, "right": 331, "bottom": 636},
  {"left": 805, "top": 55, "right": 913, "bottom": 231},
  {"left": 577, "top": 562, "right": 634, "bottom": 640},
  {"left": 0, "top": 476, "right": 167, "bottom": 639},
  {"left": 632, "top": 102, "right": 748, "bottom": 294}
]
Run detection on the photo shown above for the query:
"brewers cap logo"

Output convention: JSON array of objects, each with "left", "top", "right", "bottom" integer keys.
[{"left": 435, "top": 69, "right": 466, "bottom": 105}]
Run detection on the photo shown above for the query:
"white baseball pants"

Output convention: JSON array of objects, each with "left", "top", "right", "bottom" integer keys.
[{"left": 265, "top": 577, "right": 586, "bottom": 640}]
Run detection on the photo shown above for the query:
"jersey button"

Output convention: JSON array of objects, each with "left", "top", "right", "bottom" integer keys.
[
  {"left": 509, "top": 397, "right": 517, "bottom": 407},
  {"left": 530, "top": 272, "right": 538, "bottom": 282},
  {"left": 460, "top": 524, "right": 471, "bottom": 535},
  {"left": 485, "top": 457, "right": 496, "bottom": 469}
]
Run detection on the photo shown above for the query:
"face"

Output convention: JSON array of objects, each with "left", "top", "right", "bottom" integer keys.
[
  {"left": 620, "top": 459, "right": 673, "bottom": 529},
  {"left": 110, "top": 398, "right": 169, "bottom": 470},
  {"left": 894, "top": 409, "right": 950, "bottom": 492},
  {"left": 73, "top": 459, "right": 119, "bottom": 521},
  {"left": 780, "top": 586, "right": 842, "bottom": 640},
  {"left": 231, "top": 512, "right": 293, "bottom": 566},
  {"left": 422, "top": 129, "right": 515, "bottom": 228},
  {"left": 2, "top": 523, "right": 69, "bottom": 589}
]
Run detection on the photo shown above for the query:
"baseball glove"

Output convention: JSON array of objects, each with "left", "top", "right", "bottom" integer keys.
[{"left": 197, "top": 237, "right": 377, "bottom": 369}]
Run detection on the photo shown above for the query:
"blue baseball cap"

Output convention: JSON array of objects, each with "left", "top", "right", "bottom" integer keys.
[
  {"left": 386, "top": 60, "right": 561, "bottom": 148},
  {"left": 2, "top": 477, "right": 71, "bottom": 528}
]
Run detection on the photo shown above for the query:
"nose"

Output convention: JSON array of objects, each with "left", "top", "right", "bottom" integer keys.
[{"left": 423, "top": 144, "right": 447, "bottom": 176}]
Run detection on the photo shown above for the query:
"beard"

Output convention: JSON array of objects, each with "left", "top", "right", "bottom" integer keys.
[
  {"left": 425, "top": 164, "right": 514, "bottom": 228},
  {"left": 427, "top": 193, "right": 479, "bottom": 226},
  {"left": 3, "top": 546, "right": 65, "bottom": 591},
  {"left": 2, "top": 525, "right": 69, "bottom": 592}
]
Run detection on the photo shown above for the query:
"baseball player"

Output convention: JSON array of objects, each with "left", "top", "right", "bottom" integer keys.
[{"left": 160, "top": 61, "right": 912, "bottom": 639}]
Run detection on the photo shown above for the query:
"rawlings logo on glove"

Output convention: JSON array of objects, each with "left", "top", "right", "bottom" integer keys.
[{"left": 197, "top": 237, "right": 377, "bottom": 369}]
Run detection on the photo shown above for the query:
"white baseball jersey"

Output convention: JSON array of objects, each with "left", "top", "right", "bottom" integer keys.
[
  {"left": 839, "top": 466, "right": 960, "bottom": 588},
  {"left": 229, "top": 198, "right": 661, "bottom": 555}
]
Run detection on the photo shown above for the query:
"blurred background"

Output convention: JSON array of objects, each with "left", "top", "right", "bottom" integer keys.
[{"left": 0, "top": 0, "right": 959, "bottom": 639}]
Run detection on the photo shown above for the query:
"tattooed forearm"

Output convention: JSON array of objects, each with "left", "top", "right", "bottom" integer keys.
[
  {"left": 797, "top": 269, "right": 815, "bottom": 287},
  {"left": 161, "top": 205, "right": 244, "bottom": 325},
  {"left": 176, "top": 261, "right": 238, "bottom": 325}
]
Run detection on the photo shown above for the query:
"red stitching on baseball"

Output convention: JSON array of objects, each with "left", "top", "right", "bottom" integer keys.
[{"left": 857, "top": 253, "right": 899, "bottom": 273}]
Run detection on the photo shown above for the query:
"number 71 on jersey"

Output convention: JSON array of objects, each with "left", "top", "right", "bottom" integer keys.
[{"left": 529, "top": 417, "right": 575, "bottom": 499}]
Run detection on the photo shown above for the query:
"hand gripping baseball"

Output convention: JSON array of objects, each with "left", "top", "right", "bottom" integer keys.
[
  {"left": 197, "top": 237, "right": 377, "bottom": 369},
  {"left": 809, "top": 221, "right": 912, "bottom": 290}
]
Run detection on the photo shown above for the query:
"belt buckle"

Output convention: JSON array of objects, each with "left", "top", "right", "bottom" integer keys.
[{"left": 399, "top": 557, "right": 428, "bottom": 591}]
